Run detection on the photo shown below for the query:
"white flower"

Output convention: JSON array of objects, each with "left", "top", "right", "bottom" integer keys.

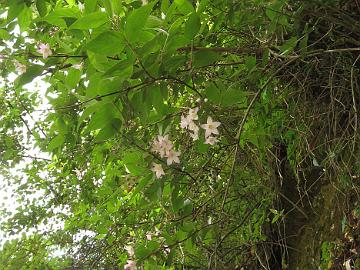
[
  {"left": 146, "top": 233, "right": 152, "bottom": 240},
  {"left": 188, "top": 121, "right": 199, "bottom": 132},
  {"left": 205, "top": 136, "right": 218, "bottom": 145},
  {"left": 180, "top": 115, "right": 191, "bottom": 129},
  {"left": 124, "top": 260, "right": 136, "bottom": 270},
  {"left": 163, "top": 245, "right": 171, "bottom": 254},
  {"left": 74, "top": 168, "right": 82, "bottom": 179},
  {"left": 157, "top": 135, "right": 173, "bottom": 152},
  {"left": 125, "top": 245, "right": 134, "bottom": 257},
  {"left": 13, "top": 60, "right": 26, "bottom": 74},
  {"left": 78, "top": 2, "right": 85, "bottom": 12},
  {"left": 189, "top": 130, "right": 199, "bottom": 141},
  {"left": 166, "top": 149, "right": 180, "bottom": 165},
  {"left": 37, "top": 43, "right": 52, "bottom": 59},
  {"left": 201, "top": 116, "right": 221, "bottom": 138},
  {"left": 72, "top": 63, "right": 83, "bottom": 69},
  {"left": 188, "top": 107, "right": 199, "bottom": 121},
  {"left": 151, "top": 139, "right": 162, "bottom": 154},
  {"left": 151, "top": 163, "right": 165, "bottom": 179}
]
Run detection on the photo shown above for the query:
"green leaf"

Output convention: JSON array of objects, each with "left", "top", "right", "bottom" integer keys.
[
  {"left": 193, "top": 50, "right": 220, "bottom": 67},
  {"left": 125, "top": 1, "right": 158, "bottom": 42},
  {"left": 102, "top": 0, "right": 113, "bottom": 16},
  {"left": 65, "top": 68, "right": 81, "bottom": 89},
  {"left": 104, "top": 59, "right": 134, "bottom": 80},
  {"left": 146, "top": 85, "right": 165, "bottom": 113},
  {"left": 174, "top": 0, "right": 194, "bottom": 14},
  {"left": 85, "top": 0, "right": 98, "bottom": 13},
  {"left": 36, "top": 0, "right": 48, "bottom": 17},
  {"left": 185, "top": 13, "right": 200, "bottom": 39},
  {"left": 0, "top": 29, "right": 11, "bottom": 40},
  {"left": 84, "top": 103, "right": 120, "bottom": 132},
  {"left": 245, "top": 55, "right": 256, "bottom": 71},
  {"left": 7, "top": 0, "right": 25, "bottom": 22},
  {"left": 221, "top": 87, "right": 247, "bottom": 107},
  {"left": 15, "top": 65, "right": 44, "bottom": 87},
  {"left": 123, "top": 150, "right": 146, "bottom": 176},
  {"left": 87, "top": 51, "right": 109, "bottom": 72},
  {"left": 171, "top": 191, "right": 184, "bottom": 212},
  {"left": 37, "top": 7, "right": 78, "bottom": 27},
  {"left": 280, "top": 37, "right": 298, "bottom": 55},
  {"left": 161, "top": 0, "right": 170, "bottom": 13},
  {"left": 17, "top": 6, "right": 32, "bottom": 32},
  {"left": 95, "top": 119, "right": 122, "bottom": 141},
  {"left": 47, "top": 134, "right": 65, "bottom": 151},
  {"left": 69, "top": 12, "right": 108, "bottom": 29},
  {"left": 86, "top": 31, "right": 125, "bottom": 55},
  {"left": 197, "top": 0, "right": 210, "bottom": 13},
  {"left": 165, "top": 35, "right": 190, "bottom": 54},
  {"left": 65, "top": 0, "right": 76, "bottom": 5},
  {"left": 204, "top": 83, "right": 221, "bottom": 104}
]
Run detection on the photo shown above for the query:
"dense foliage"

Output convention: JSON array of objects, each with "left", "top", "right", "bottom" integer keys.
[{"left": 0, "top": 0, "right": 360, "bottom": 269}]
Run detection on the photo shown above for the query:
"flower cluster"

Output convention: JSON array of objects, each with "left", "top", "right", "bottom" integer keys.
[
  {"left": 201, "top": 116, "right": 221, "bottom": 145},
  {"left": 180, "top": 107, "right": 200, "bottom": 141},
  {"left": 180, "top": 107, "right": 221, "bottom": 145},
  {"left": 150, "top": 135, "right": 180, "bottom": 178},
  {"left": 37, "top": 43, "right": 52, "bottom": 59},
  {"left": 124, "top": 245, "right": 136, "bottom": 270}
]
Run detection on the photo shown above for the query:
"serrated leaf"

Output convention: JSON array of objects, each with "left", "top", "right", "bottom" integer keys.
[
  {"left": 221, "top": 87, "right": 246, "bottom": 106},
  {"left": 36, "top": 0, "right": 48, "bottom": 17},
  {"left": 245, "top": 55, "right": 256, "bottom": 70},
  {"left": 0, "top": 29, "right": 10, "bottom": 40},
  {"left": 65, "top": 68, "right": 81, "bottom": 89},
  {"left": 15, "top": 65, "right": 44, "bottom": 87},
  {"left": 205, "top": 83, "right": 221, "bottom": 104},
  {"left": 85, "top": 0, "right": 98, "bottom": 13},
  {"left": 123, "top": 150, "right": 146, "bottom": 176},
  {"left": 125, "top": 1, "right": 158, "bottom": 42},
  {"left": 86, "top": 31, "right": 124, "bottom": 55},
  {"left": 185, "top": 13, "right": 200, "bottom": 39},
  {"left": 17, "top": 6, "right": 32, "bottom": 32},
  {"left": 47, "top": 134, "right": 65, "bottom": 151},
  {"left": 69, "top": 11, "right": 108, "bottom": 29},
  {"left": 174, "top": 0, "right": 194, "bottom": 15},
  {"left": 280, "top": 37, "right": 298, "bottom": 55},
  {"left": 84, "top": 103, "right": 120, "bottom": 132},
  {"left": 7, "top": 0, "right": 25, "bottom": 22},
  {"left": 193, "top": 50, "right": 220, "bottom": 67}
]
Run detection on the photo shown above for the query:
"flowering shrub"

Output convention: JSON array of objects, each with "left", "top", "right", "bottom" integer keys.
[{"left": 2, "top": 0, "right": 356, "bottom": 269}]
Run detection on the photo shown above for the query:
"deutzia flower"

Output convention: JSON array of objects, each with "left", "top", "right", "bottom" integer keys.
[
  {"left": 188, "top": 121, "right": 199, "bottom": 133},
  {"left": 201, "top": 116, "right": 221, "bottom": 138},
  {"left": 157, "top": 135, "right": 173, "bottom": 152},
  {"left": 166, "top": 149, "right": 180, "bottom": 165},
  {"left": 146, "top": 233, "right": 152, "bottom": 240},
  {"left": 205, "top": 136, "right": 218, "bottom": 145},
  {"left": 37, "top": 43, "right": 52, "bottom": 59},
  {"left": 72, "top": 63, "right": 83, "bottom": 69},
  {"left": 180, "top": 115, "right": 191, "bottom": 129},
  {"left": 188, "top": 107, "right": 199, "bottom": 121},
  {"left": 13, "top": 60, "right": 26, "bottom": 74},
  {"left": 78, "top": 2, "right": 85, "bottom": 12},
  {"left": 125, "top": 245, "right": 135, "bottom": 257},
  {"left": 151, "top": 163, "right": 165, "bottom": 179},
  {"left": 124, "top": 260, "right": 136, "bottom": 270},
  {"left": 189, "top": 130, "right": 199, "bottom": 141}
]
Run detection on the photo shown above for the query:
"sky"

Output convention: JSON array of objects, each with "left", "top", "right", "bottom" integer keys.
[{"left": 0, "top": 69, "right": 53, "bottom": 246}]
